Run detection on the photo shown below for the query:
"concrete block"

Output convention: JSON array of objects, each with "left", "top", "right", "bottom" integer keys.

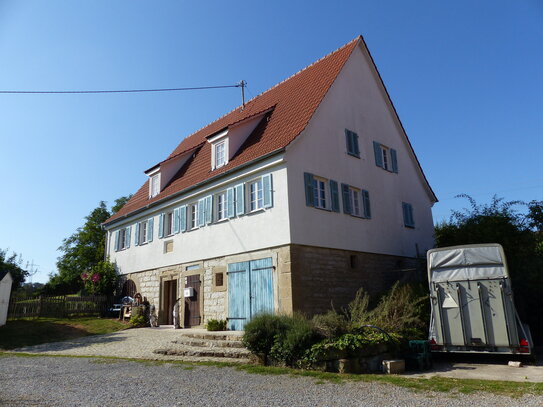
[
  {"left": 382, "top": 359, "right": 405, "bottom": 374},
  {"left": 508, "top": 361, "right": 523, "bottom": 368}
]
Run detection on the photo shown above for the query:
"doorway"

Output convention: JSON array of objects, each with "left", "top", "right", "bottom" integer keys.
[
  {"left": 184, "top": 274, "right": 201, "bottom": 327},
  {"left": 162, "top": 279, "right": 177, "bottom": 325}
]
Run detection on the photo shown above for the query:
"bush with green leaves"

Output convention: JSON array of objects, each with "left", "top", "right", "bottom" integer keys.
[
  {"left": 206, "top": 319, "right": 227, "bottom": 331},
  {"left": 269, "top": 314, "right": 321, "bottom": 367},
  {"left": 303, "top": 327, "right": 402, "bottom": 365},
  {"left": 312, "top": 310, "right": 348, "bottom": 339},
  {"left": 129, "top": 315, "right": 147, "bottom": 328},
  {"left": 242, "top": 314, "right": 289, "bottom": 358}
]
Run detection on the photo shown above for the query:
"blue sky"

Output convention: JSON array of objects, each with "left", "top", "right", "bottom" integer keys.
[{"left": 1, "top": 1, "right": 542, "bottom": 284}]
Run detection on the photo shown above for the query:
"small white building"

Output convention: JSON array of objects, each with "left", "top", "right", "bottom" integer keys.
[
  {"left": 102, "top": 36, "right": 437, "bottom": 329},
  {"left": 0, "top": 271, "right": 13, "bottom": 326}
]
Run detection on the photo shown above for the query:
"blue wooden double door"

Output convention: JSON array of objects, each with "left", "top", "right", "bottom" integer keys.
[{"left": 227, "top": 257, "right": 274, "bottom": 330}]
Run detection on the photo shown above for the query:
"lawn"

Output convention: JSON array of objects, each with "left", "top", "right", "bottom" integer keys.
[{"left": 0, "top": 317, "right": 129, "bottom": 350}]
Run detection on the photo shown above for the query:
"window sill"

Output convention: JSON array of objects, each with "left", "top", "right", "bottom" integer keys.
[
  {"left": 404, "top": 225, "right": 415, "bottom": 229},
  {"left": 347, "top": 152, "right": 361, "bottom": 159}
]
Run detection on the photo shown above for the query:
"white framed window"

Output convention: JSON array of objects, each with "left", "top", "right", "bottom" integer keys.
[
  {"left": 190, "top": 204, "right": 198, "bottom": 230},
  {"left": 138, "top": 221, "right": 148, "bottom": 244},
  {"left": 216, "top": 192, "right": 227, "bottom": 221},
  {"left": 249, "top": 179, "right": 263, "bottom": 211},
  {"left": 214, "top": 140, "right": 226, "bottom": 168},
  {"left": 150, "top": 173, "right": 160, "bottom": 197},
  {"left": 380, "top": 145, "right": 390, "bottom": 171},
  {"left": 118, "top": 228, "right": 127, "bottom": 250},
  {"left": 313, "top": 177, "right": 328, "bottom": 209},
  {"left": 165, "top": 211, "right": 174, "bottom": 236},
  {"left": 350, "top": 187, "right": 361, "bottom": 217}
]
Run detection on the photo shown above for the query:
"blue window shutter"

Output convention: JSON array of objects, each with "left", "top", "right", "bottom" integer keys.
[
  {"left": 402, "top": 202, "right": 413, "bottom": 227},
  {"left": 353, "top": 132, "right": 360, "bottom": 157},
  {"left": 262, "top": 174, "right": 273, "bottom": 208},
  {"left": 345, "top": 129, "right": 353, "bottom": 154},
  {"left": 173, "top": 208, "right": 180, "bottom": 234},
  {"left": 304, "top": 172, "right": 315, "bottom": 207},
  {"left": 330, "top": 180, "right": 340, "bottom": 212},
  {"left": 341, "top": 183, "right": 352, "bottom": 214},
  {"left": 147, "top": 218, "right": 154, "bottom": 242},
  {"left": 198, "top": 198, "right": 205, "bottom": 227},
  {"left": 391, "top": 149, "right": 398, "bottom": 173},
  {"left": 114, "top": 230, "right": 120, "bottom": 252},
  {"left": 409, "top": 204, "right": 415, "bottom": 227},
  {"left": 135, "top": 222, "right": 140, "bottom": 246},
  {"left": 373, "top": 141, "right": 383, "bottom": 168},
  {"left": 226, "top": 187, "right": 235, "bottom": 218},
  {"left": 180, "top": 205, "right": 187, "bottom": 232},
  {"left": 205, "top": 195, "right": 213, "bottom": 224},
  {"left": 235, "top": 183, "right": 245, "bottom": 216},
  {"left": 158, "top": 213, "right": 165, "bottom": 238},
  {"left": 125, "top": 226, "right": 131, "bottom": 249},
  {"left": 362, "top": 190, "right": 371, "bottom": 219}
]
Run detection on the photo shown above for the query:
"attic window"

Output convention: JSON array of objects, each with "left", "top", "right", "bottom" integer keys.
[
  {"left": 211, "top": 137, "right": 229, "bottom": 170},
  {"left": 150, "top": 173, "right": 160, "bottom": 198}
]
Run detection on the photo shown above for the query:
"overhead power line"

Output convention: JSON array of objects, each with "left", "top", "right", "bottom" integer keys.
[{"left": 0, "top": 83, "right": 242, "bottom": 94}]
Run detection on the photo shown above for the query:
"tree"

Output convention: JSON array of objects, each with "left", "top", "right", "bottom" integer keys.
[
  {"left": 0, "top": 249, "right": 31, "bottom": 291},
  {"left": 435, "top": 195, "right": 543, "bottom": 345},
  {"left": 44, "top": 196, "right": 131, "bottom": 295}
]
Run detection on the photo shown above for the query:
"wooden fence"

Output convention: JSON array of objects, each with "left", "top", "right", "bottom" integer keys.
[{"left": 8, "top": 295, "right": 111, "bottom": 319}]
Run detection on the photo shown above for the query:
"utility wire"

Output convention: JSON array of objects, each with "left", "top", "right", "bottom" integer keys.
[{"left": 0, "top": 84, "right": 241, "bottom": 94}]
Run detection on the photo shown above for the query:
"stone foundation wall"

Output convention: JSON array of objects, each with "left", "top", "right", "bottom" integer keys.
[{"left": 290, "top": 244, "right": 421, "bottom": 316}]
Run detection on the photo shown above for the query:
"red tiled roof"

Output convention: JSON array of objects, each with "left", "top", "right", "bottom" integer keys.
[{"left": 105, "top": 37, "right": 360, "bottom": 225}]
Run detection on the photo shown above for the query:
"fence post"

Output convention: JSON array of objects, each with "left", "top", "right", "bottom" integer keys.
[{"left": 37, "top": 295, "right": 43, "bottom": 318}]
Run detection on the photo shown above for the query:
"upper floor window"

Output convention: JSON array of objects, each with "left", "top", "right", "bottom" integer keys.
[
  {"left": 345, "top": 129, "right": 360, "bottom": 158},
  {"left": 165, "top": 211, "right": 174, "bottom": 236},
  {"left": 373, "top": 141, "right": 398, "bottom": 173},
  {"left": 190, "top": 204, "right": 198, "bottom": 230},
  {"left": 150, "top": 173, "right": 160, "bottom": 197},
  {"left": 402, "top": 202, "right": 415, "bottom": 228},
  {"left": 249, "top": 179, "right": 263, "bottom": 211},
  {"left": 214, "top": 140, "right": 226, "bottom": 168},
  {"left": 341, "top": 184, "right": 371, "bottom": 218},
  {"left": 114, "top": 226, "right": 131, "bottom": 251},
  {"left": 313, "top": 178, "right": 327, "bottom": 209},
  {"left": 216, "top": 192, "right": 227, "bottom": 221},
  {"left": 135, "top": 218, "right": 154, "bottom": 246}
]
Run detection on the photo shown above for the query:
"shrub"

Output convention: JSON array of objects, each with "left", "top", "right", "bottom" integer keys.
[
  {"left": 347, "top": 287, "right": 372, "bottom": 328},
  {"left": 129, "top": 314, "right": 147, "bottom": 328},
  {"left": 206, "top": 319, "right": 227, "bottom": 331},
  {"left": 270, "top": 314, "right": 321, "bottom": 367},
  {"left": 312, "top": 310, "right": 348, "bottom": 339},
  {"left": 304, "top": 327, "right": 402, "bottom": 365},
  {"left": 365, "top": 282, "right": 427, "bottom": 339},
  {"left": 242, "top": 314, "right": 289, "bottom": 357}
]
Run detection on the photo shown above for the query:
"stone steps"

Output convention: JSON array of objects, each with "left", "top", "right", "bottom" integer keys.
[{"left": 152, "top": 330, "right": 252, "bottom": 364}]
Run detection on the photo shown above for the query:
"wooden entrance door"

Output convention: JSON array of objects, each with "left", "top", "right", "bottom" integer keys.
[
  {"left": 184, "top": 275, "right": 201, "bottom": 327},
  {"left": 163, "top": 280, "right": 177, "bottom": 325},
  {"left": 227, "top": 257, "right": 274, "bottom": 330}
]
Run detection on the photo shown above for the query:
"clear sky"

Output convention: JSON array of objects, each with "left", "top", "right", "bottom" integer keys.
[{"left": 1, "top": 1, "right": 542, "bottom": 284}]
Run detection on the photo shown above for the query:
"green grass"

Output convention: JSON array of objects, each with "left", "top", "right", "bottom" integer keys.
[
  {"left": 1, "top": 351, "right": 542, "bottom": 398},
  {"left": 0, "top": 317, "right": 129, "bottom": 350}
]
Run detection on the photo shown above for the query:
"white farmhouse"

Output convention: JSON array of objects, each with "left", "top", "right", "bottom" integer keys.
[{"left": 102, "top": 36, "right": 437, "bottom": 329}]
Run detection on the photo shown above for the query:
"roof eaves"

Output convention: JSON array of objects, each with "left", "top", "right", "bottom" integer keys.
[{"left": 102, "top": 147, "right": 285, "bottom": 228}]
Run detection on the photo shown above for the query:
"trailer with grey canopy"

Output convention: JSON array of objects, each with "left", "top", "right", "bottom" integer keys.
[{"left": 428, "top": 244, "right": 533, "bottom": 355}]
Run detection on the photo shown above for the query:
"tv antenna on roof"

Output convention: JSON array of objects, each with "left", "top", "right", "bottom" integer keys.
[{"left": 238, "top": 80, "right": 246, "bottom": 108}]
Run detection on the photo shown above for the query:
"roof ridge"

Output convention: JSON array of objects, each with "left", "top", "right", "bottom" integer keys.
[
  {"left": 168, "top": 36, "right": 361, "bottom": 157},
  {"left": 243, "top": 36, "right": 361, "bottom": 105}
]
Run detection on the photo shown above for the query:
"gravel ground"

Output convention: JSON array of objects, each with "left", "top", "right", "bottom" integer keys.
[{"left": 1, "top": 355, "right": 542, "bottom": 407}]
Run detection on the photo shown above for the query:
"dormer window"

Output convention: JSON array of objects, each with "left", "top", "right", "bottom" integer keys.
[
  {"left": 150, "top": 173, "right": 160, "bottom": 198},
  {"left": 214, "top": 140, "right": 226, "bottom": 169}
]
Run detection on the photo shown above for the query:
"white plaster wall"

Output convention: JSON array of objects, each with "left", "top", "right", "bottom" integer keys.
[
  {"left": 285, "top": 43, "right": 435, "bottom": 258},
  {"left": 0, "top": 274, "right": 13, "bottom": 326},
  {"left": 107, "top": 157, "right": 290, "bottom": 275}
]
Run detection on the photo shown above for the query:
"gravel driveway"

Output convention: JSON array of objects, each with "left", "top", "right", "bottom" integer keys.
[{"left": 1, "top": 355, "right": 542, "bottom": 407}]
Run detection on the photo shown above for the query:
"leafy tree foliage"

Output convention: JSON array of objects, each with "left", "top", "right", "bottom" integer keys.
[
  {"left": 0, "top": 249, "right": 31, "bottom": 291},
  {"left": 44, "top": 196, "right": 131, "bottom": 295},
  {"left": 435, "top": 195, "right": 543, "bottom": 344}
]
